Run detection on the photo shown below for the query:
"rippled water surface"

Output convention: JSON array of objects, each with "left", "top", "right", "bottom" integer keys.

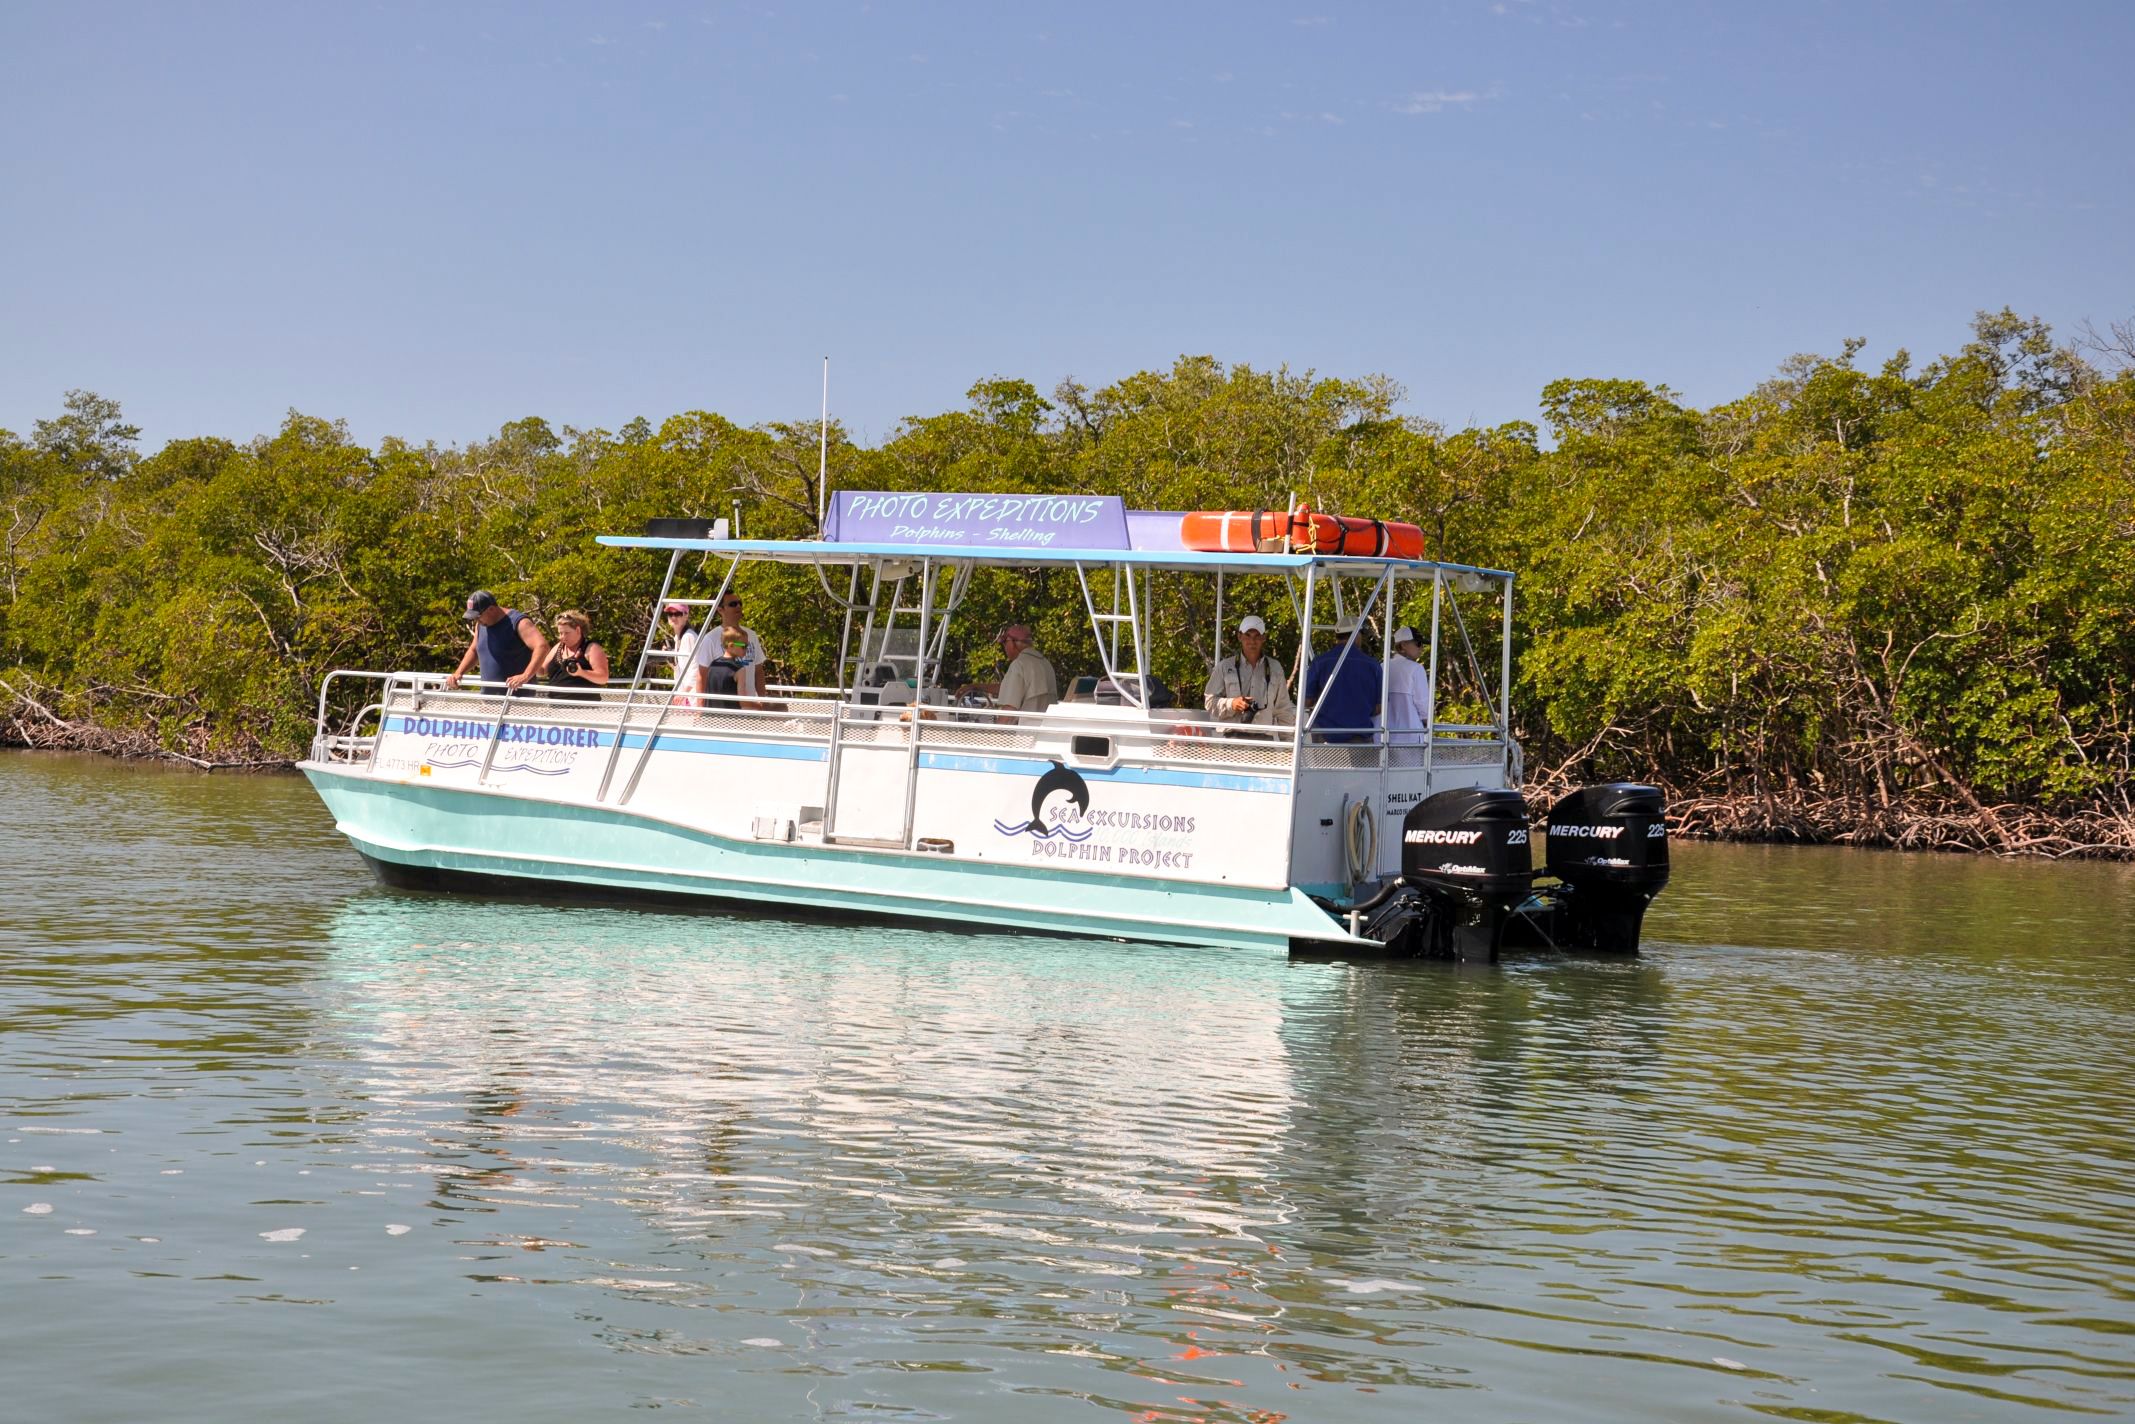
[{"left": 4, "top": 751, "right": 2132, "bottom": 1422}]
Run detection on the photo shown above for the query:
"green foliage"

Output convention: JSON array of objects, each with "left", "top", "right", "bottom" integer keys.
[{"left": 4, "top": 311, "right": 2130, "bottom": 823}]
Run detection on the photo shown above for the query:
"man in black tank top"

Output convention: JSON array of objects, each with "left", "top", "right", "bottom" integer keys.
[{"left": 445, "top": 589, "right": 550, "bottom": 693}]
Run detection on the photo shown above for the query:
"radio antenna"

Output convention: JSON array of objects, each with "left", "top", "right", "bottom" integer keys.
[{"left": 817, "top": 356, "right": 830, "bottom": 531}]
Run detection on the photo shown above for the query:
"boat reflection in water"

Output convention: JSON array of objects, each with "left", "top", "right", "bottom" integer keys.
[
  {"left": 318, "top": 895, "right": 1312, "bottom": 1249},
  {"left": 306, "top": 880, "right": 2135, "bottom": 1418},
  {"left": 312, "top": 893, "right": 1684, "bottom": 1398}
]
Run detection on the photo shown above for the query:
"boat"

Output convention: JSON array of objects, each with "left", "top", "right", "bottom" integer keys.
[{"left": 300, "top": 491, "right": 1670, "bottom": 959}]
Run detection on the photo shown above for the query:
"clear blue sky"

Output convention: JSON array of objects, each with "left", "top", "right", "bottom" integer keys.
[{"left": 3, "top": 2, "right": 2129, "bottom": 451}]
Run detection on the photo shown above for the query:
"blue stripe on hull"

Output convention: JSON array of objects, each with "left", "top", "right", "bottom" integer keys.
[
  {"left": 379, "top": 716, "right": 1285, "bottom": 789},
  {"left": 916, "top": 752, "right": 1287, "bottom": 794},
  {"left": 384, "top": 715, "right": 828, "bottom": 762},
  {"left": 301, "top": 765, "right": 1349, "bottom": 951}
]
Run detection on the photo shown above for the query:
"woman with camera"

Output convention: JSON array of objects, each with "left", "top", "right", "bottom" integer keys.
[{"left": 536, "top": 610, "right": 611, "bottom": 703}]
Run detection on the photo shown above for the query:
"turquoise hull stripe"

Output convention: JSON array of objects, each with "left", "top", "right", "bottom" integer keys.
[{"left": 300, "top": 765, "right": 1350, "bottom": 951}]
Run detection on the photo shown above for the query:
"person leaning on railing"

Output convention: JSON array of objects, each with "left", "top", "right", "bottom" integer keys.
[
  {"left": 1204, "top": 614, "right": 1295, "bottom": 731},
  {"left": 445, "top": 590, "right": 549, "bottom": 695}
]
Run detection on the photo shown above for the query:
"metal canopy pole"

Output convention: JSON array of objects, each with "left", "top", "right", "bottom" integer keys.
[
  {"left": 853, "top": 561, "right": 886, "bottom": 690},
  {"left": 593, "top": 548, "right": 683, "bottom": 800},
  {"left": 834, "top": 562, "right": 861, "bottom": 695},
  {"left": 629, "top": 550, "right": 686, "bottom": 693},
  {"left": 1377, "top": 572, "right": 1398, "bottom": 773},
  {"left": 924, "top": 561, "right": 972, "bottom": 682},
  {"left": 1072, "top": 560, "right": 1147, "bottom": 709},
  {"left": 1424, "top": 569, "right": 1443, "bottom": 792},
  {"left": 602, "top": 554, "right": 739, "bottom": 804},
  {"left": 1443, "top": 582, "right": 1497, "bottom": 732},
  {"left": 1298, "top": 564, "right": 1393, "bottom": 741},
  {"left": 475, "top": 685, "right": 518, "bottom": 785},
  {"left": 899, "top": 557, "right": 934, "bottom": 847},
  {"left": 1500, "top": 572, "right": 1517, "bottom": 783},
  {"left": 1289, "top": 566, "right": 1315, "bottom": 784},
  {"left": 1131, "top": 565, "right": 1151, "bottom": 708},
  {"left": 1211, "top": 571, "right": 1225, "bottom": 670}
]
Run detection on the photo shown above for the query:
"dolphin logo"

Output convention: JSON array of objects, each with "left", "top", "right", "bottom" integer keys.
[{"left": 1028, "top": 762, "right": 1090, "bottom": 835}]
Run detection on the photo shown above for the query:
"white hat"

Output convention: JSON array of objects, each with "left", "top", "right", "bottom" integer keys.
[
  {"left": 1393, "top": 625, "right": 1421, "bottom": 647},
  {"left": 1237, "top": 614, "right": 1267, "bottom": 634},
  {"left": 1332, "top": 616, "right": 1359, "bottom": 635}
]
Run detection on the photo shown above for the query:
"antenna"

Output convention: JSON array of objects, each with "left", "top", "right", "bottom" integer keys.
[{"left": 817, "top": 356, "right": 830, "bottom": 531}]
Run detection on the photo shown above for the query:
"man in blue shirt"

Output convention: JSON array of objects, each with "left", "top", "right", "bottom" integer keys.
[
  {"left": 1302, "top": 620, "right": 1382, "bottom": 743},
  {"left": 446, "top": 589, "right": 549, "bottom": 695}
]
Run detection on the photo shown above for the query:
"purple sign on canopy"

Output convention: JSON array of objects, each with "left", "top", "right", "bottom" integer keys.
[{"left": 825, "top": 491, "right": 1130, "bottom": 550}]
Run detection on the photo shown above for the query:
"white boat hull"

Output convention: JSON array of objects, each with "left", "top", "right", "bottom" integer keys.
[{"left": 302, "top": 762, "right": 1362, "bottom": 951}]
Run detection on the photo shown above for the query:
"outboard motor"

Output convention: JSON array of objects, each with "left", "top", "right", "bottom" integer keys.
[
  {"left": 1544, "top": 783, "right": 1670, "bottom": 954},
  {"left": 1397, "top": 787, "right": 1533, "bottom": 961}
]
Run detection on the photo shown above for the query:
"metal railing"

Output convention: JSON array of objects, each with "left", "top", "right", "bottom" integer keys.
[{"left": 308, "top": 670, "right": 1509, "bottom": 786}]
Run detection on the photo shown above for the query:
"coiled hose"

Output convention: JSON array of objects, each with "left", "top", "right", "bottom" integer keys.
[{"left": 1344, "top": 796, "right": 1377, "bottom": 884}]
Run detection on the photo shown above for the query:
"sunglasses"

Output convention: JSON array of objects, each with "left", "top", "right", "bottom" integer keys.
[{"left": 720, "top": 600, "right": 743, "bottom": 611}]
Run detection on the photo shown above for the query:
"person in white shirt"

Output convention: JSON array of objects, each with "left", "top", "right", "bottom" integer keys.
[
  {"left": 661, "top": 601, "right": 699, "bottom": 688},
  {"left": 682, "top": 591, "right": 768, "bottom": 710},
  {"left": 1385, "top": 623, "right": 1431, "bottom": 760},
  {"left": 993, "top": 624, "right": 1059, "bottom": 714},
  {"left": 1203, "top": 614, "right": 1294, "bottom": 730}
]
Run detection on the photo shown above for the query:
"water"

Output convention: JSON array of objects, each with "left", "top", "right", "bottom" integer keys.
[{"left": 3, "top": 751, "right": 2131, "bottom": 1423}]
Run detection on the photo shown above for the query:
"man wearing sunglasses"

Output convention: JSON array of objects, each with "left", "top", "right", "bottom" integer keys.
[{"left": 681, "top": 592, "right": 768, "bottom": 710}]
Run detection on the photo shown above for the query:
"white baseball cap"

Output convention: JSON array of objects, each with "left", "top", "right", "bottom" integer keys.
[
  {"left": 1237, "top": 614, "right": 1267, "bottom": 634},
  {"left": 1393, "top": 625, "right": 1421, "bottom": 646}
]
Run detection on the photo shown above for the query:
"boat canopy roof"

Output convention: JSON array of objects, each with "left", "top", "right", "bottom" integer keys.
[
  {"left": 598, "top": 491, "right": 1509, "bottom": 581},
  {"left": 597, "top": 533, "right": 1512, "bottom": 581}
]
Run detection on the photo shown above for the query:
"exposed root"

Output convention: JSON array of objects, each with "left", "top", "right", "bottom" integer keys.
[
  {"left": 1661, "top": 791, "right": 2135, "bottom": 860},
  {"left": 1523, "top": 755, "right": 2135, "bottom": 861},
  {"left": 0, "top": 676, "right": 289, "bottom": 772}
]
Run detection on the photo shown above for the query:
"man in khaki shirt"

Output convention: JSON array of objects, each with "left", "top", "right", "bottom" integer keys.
[
  {"left": 1203, "top": 614, "right": 1295, "bottom": 728},
  {"left": 994, "top": 624, "right": 1059, "bottom": 714}
]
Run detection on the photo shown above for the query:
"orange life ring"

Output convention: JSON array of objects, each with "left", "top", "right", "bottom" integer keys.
[
  {"left": 1178, "top": 508, "right": 1314, "bottom": 554},
  {"left": 1300, "top": 512, "right": 1425, "bottom": 559},
  {"left": 1179, "top": 504, "right": 1424, "bottom": 560}
]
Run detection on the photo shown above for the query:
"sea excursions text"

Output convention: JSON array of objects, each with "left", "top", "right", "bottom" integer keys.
[{"left": 1021, "top": 807, "right": 1199, "bottom": 869}]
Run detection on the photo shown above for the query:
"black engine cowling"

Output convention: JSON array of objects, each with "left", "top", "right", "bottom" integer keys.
[
  {"left": 1544, "top": 783, "right": 1669, "bottom": 953},
  {"left": 1397, "top": 787, "right": 1533, "bottom": 960}
]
